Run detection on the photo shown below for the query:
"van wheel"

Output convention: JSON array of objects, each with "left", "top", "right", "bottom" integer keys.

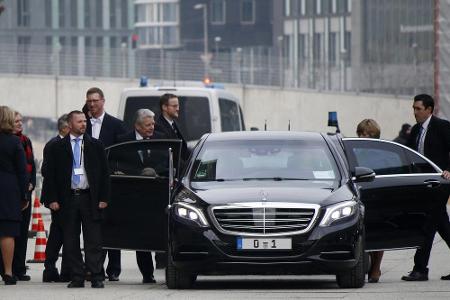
[
  {"left": 165, "top": 249, "right": 196, "bottom": 289},
  {"left": 336, "top": 244, "right": 366, "bottom": 288}
]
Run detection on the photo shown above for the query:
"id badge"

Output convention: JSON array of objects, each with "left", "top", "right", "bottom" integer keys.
[{"left": 74, "top": 168, "right": 84, "bottom": 175}]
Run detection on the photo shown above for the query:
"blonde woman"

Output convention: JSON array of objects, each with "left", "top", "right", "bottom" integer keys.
[
  {"left": 356, "top": 118, "right": 383, "bottom": 283},
  {"left": 0, "top": 106, "right": 27, "bottom": 285}
]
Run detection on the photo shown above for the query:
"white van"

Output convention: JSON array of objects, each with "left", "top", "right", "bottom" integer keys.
[{"left": 118, "top": 86, "right": 246, "bottom": 146}]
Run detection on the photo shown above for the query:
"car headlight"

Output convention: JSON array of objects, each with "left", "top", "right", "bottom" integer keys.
[
  {"left": 174, "top": 202, "right": 209, "bottom": 227},
  {"left": 319, "top": 200, "right": 358, "bottom": 227}
]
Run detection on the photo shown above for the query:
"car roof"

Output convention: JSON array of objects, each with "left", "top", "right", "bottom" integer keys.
[{"left": 204, "top": 131, "right": 327, "bottom": 142}]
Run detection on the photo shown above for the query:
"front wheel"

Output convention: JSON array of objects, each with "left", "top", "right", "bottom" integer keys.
[
  {"left": 336, "top": 244, "right": 366, "bottom": 288},
  {"left": 165, "top": 248, "right": 197, "bottom": 289}
]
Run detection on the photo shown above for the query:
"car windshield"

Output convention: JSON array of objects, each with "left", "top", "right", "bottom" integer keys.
[{"left": 191, "top": 139, "right": 338, "bottom": 182}]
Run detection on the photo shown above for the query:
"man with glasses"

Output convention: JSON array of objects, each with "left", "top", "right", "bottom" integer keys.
[
  {"left": 84, "top": 87, "right": 126, "bottom": 282},
  {"left": 154, "top": 93, "right": 188, "bottom": 161}
]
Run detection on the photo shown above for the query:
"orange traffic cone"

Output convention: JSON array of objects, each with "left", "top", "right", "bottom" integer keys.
[
  {"left": 29, "top": 196, "right": 42, "bottom": 237},
  {"left": 27, "top": 218, "right": 47, "bottom": 263}
]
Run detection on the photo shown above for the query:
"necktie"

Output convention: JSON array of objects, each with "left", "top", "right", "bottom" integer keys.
[
  {"left": 72, "top": 138, "right": 81, "bottom": 185},
  {"left": 171, "top": 123, "right": 178, "bottom": 135},
  {"left": 416, "top": 125, "right": 424, "bottom": 153}
]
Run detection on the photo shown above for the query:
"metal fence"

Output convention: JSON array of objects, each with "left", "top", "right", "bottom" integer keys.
[{"left": 0, "top": 43, "right": 433, "bottom": 95}]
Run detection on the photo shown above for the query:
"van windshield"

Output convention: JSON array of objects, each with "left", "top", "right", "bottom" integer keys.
[{"left": 124, "top": 96, "right": 211, "bottom": 141}]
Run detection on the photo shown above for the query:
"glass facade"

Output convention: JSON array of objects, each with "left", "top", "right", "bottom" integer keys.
[{"left": 135, "top": 0, "right": 180, "bottom": 48}]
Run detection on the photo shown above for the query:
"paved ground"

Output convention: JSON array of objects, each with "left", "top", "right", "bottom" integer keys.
[{"left": 2, "top": 209, "right": 450, "bottom": 299}]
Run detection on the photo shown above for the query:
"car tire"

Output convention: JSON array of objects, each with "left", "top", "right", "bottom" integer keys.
[
  {"left": 165, "top": 248, "right": 196, "bottom": 289},
  {"left": 336, "top": 243, "right": 366, "bottom": 288}
]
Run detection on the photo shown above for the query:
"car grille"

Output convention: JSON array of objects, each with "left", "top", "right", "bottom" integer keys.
[{"left": 210, "top": 203, "right": 319, "bottom": 236}]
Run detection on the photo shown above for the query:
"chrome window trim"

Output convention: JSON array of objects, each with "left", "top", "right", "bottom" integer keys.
[
  {"left": 208, "top": 202, "right": 320, "bottom": 237},
  {"left": 343, "top": 138, "right": 443, "bottom": 173}
]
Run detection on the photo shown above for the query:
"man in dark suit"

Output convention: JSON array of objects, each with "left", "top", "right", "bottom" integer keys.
[
  {"left": 41, "top": 114, "right": 72, "bottom": 282},
  {"left": 84, "top": 87, "right": 126, "bottom": 281},
  {"left": 44, "top": 110, "right": 109, "bottom": 288},
  {"left": 116, "top": 108, "right": 159, "bottom": 284},
  {"left": 401, "top": 94, "right": 450, "bottom": 281},
  {"left": 154, "top": 93, "right": 189, "bottom": 161}
]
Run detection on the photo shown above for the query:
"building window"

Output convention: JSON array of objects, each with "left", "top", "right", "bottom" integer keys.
[
  {"left": 84, "top": 0, "right": 91, "bottom": 28},
  {"left": 45, "top": 0, "right": 52, "bottom": 27},
  {"left": 331, "top": 0, "right": 336, "bottom": 13},
  {"left": 313, "top": 33, "right": 322, "bottom": 64},
  {"left": 298, "top": 33, "right": 306, "bottom": 65},
  {"left": 347, "top": 0, "right": 351, "bottom": 13},
  {"left": 284, "top": 0, "right": 290, "bottom": 17},
  {"left": 96, "top": 0, "right": 103, "bottom": 28},
  {"left": 316, "top": 0, "right": 321, "bottom": 15},
  {"left": 344, "top": 31, "right": 351, "bottom": 66},
  {"left": 322, "top": 0, "right": 331, "bottom": 15},
  {"left": 121, "top": 0, "right": 128, "bottom": 28},
  {"left": 59, "top": 0, "right": 65, "bottom": 28},
  {"left": 337, "top": 0, "right": 347, "bottom": 14},
  {"left": 17, "top": 0, "right": 30, "bottom": 27},
  {"left": 241, "top": 0, "right": 255, "bottom": 24},
  {"left": 211, "top": 0, "right": 225, "bottom": 24},
  {"left": 71, "top": 0, "right": 78, "bottom": 28},
  {"left": 134, "top": 1, "right": 180, "bottom": 48},
  {"left": 299, "top": 0, "right": 306, "bottom": 16},
  {"left": 328, "top": 32, "right": 337, "bottom": 66},
  {"left": 110, "top": 0, "right": 117, "bottom": 29}
]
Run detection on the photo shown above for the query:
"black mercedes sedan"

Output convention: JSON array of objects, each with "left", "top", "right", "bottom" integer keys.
[{"left": 102, "top": 131, "right": 449, "bottom": 289}]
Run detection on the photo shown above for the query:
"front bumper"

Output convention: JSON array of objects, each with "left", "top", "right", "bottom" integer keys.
[{"left": 169, "top": 212, "right": 363, "bottom": 275}]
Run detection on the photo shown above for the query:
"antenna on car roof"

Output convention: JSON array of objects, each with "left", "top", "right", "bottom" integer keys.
[
  {"left": 288, "top": 120, "right": 291, "bottom": 131},
  {"left": 264, "top": 120, "right": 267, "bottom": 131}
]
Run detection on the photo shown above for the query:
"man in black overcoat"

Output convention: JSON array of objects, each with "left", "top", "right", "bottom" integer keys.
[
  {"left": 44, "top": 110, "right": 109, "bottom": 288},
  {"left": 115, "top": 108, "right": 161, "bottom": 284},
  {"left": 401, "top": 94, "right": 450, "bottom": 281},
  {"left": 84, "top": 87, "right": 126, "bottom": 281}
]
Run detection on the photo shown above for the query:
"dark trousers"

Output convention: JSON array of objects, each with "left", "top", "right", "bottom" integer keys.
[
  {"left": 413, "top": 203, "right": 450, "bottom": 273},
  {"left": 12, "top": 195, "right": 31, "bottom": 275},
  {"left": 63, "top": 193, "right": 103, "bottom": 282},
  {"left": 102, "top": 249, "right": 121, "bottom": 277},
  {"left": 136, "top": 251, "right": 154, "bottom": 278},
  {"left": 44, "top": 211, "right": 71, "bottom": 276}
]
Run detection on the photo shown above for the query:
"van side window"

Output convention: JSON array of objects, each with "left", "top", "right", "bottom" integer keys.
[{"left": 219, "top": 98, "right": 241, "bottom": 132}]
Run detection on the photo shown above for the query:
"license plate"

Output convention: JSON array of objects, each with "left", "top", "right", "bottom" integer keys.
[{"left": 237, "top": 237, "right": 292, "bottom": 250}]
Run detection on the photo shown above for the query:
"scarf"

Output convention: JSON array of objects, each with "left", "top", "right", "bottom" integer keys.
[{"left": 16, "top": 132, "right": 34, "bottom": 174}]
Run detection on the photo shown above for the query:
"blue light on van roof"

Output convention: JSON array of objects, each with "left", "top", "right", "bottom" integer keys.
[
  {"left": 204, "top": 83, "right": 225, "bottom": 89},
  {"left": 139, "top": 76, "right": 148, "bottom": 87}
]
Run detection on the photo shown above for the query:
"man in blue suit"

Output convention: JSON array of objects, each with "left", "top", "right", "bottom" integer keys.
[{"left": 84, "top": 87, "right": 126, "bottom": 282}]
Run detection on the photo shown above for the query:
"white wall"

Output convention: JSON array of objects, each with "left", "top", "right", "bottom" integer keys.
[{"left": 0, "top": 74, "right": 415, "bottom": 140}]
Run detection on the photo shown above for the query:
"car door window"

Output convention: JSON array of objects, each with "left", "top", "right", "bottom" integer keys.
[
  {"left": 219, "top": 98, "right": 241, "bottom": 132},
  {"left": 344, "top": 139, "right": 410, "bottom": 175},
  {"left": 406, "top": 150, "right": 439, "bottom": 173}
]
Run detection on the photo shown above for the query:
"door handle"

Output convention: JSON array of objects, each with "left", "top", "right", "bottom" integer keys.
[{"left": 424, "top": 179, "right": 441, "bottom": 188}]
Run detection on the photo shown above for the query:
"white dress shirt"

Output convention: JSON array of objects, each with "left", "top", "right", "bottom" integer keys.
[
  {"left": 418, "top": 115, "right": 432, "bottom": 155},
  {"left": 90, "top": 111, "right": 105, "bottom": 139},
  {"left": 70, "top": 134, "right": 89, "bottom": 189}
]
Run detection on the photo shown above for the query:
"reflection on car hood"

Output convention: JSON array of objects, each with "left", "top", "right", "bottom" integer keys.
[{"left": 194, "top": 186, "right": 336, "bottom": 206}]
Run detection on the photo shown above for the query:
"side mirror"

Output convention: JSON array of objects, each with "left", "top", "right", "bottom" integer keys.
[{"left": 353, "top": 167, "right": 375, "bottom": 182}]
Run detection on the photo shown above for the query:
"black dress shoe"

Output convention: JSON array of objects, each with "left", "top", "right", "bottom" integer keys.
[
  {"left": 91, "top": 280, "right": 104, "bottom": 288},
  {"left": 14, "top": 274, "right": 31, "bottom": 281},
  {"left": 401, "top": 270, "right": 428, "bottom": 281},
  {"left": 142, "top": 276, "right": 156, "bottom": 284},
  {"left": 2, "top": 274, "right": 17, "bottom": 285},
  {"left": 441, "top": 273, "right": 450, "bottom": 280},
  {"left": 42, "top": 269, "right": 60, "bottom": 282},
  {"left": 108, "top": 274, "right": 119, "bottom": 282},
  {"left": 67, "top": 281, "right": 85, "bottom": 288}
]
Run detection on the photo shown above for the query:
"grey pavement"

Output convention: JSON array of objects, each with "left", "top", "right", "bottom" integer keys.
[{"left": 2, "top": 209, "right": 450, "bottom": 299}]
